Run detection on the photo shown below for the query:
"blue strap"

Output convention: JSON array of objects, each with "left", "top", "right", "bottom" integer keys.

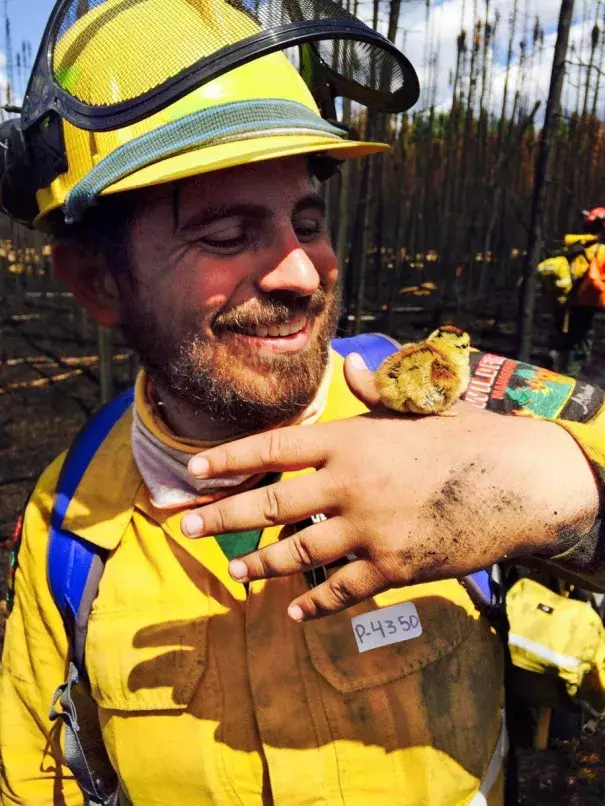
[
  {"left": 48, "top": 390, "right": 133, "bottom": 803},
  {"left": 472, "top": 570, "right": 494, "bottom": 603},
  {"left": 332, "top": 332, "right": 402, "bottom": 371},
  {"left": 48, "top": 389, "right": 134, "bottom": 643}
]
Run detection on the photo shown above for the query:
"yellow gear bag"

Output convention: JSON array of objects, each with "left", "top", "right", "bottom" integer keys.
[{"left": 506, "top": 577, "right": 605, "bottom": 715}]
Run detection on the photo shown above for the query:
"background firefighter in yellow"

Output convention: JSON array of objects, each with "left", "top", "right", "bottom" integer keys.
[
  {"left": 538, "top": 208, "right": 605, "bottom": 376},
  {"left": 2, "top": 1, "right": 605, "bottom": 805}
]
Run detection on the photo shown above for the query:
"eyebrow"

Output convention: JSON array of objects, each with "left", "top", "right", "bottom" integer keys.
[
  {"left": 177, "top": 193, "right": 326, "bottom": 234},
  {"left": 293, "top": 193, "right": 326, "bottom": 217}
]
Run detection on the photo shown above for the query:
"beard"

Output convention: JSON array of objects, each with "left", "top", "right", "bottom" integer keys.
[{"left": 118, "top": 284, "right": 340, "bottom": 433}]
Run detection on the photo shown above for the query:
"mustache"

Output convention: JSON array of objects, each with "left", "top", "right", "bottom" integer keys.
[{"left": 214, "top": 289, "right": 329, "bottom": 332}]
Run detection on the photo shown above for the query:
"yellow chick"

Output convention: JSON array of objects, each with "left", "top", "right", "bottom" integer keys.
[{"left": 375, "top": 325, "right": 471, "bottom": 415}]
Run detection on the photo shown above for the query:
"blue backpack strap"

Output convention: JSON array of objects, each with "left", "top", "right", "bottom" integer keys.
[
  {"left": 332, "top": 332, "right": 494, "bottom": 603},
  {"left": 48, "top": 387, "right": 135, "bottom": 674},
  {"left": 332, "top": 332, "right": 402, "bottom": 371},
  {"left": 48, "top": 388, "right": 133, "bottom": 806}
]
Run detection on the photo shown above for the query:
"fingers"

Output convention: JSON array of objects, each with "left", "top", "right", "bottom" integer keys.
[
  {"left": 226, "top": 516, "right": 352, "bottom": 582},
  {"left": 188, "top": 423, "right": 332, "bottom": 479},
  {"left": 343, "top": 353, "right": 382, "bottom": 409},
  {"left": 181, "top": 471, "right": 337, "bottom": 538},
  {"left": 287, "top": 560, "right": 389, "bottom": 622}
]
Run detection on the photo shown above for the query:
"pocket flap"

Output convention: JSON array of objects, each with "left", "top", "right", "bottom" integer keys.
[
  {"left": 86, "top": 603, "right": 208, "bottom": 711},
  {"left": 303, "top": 580, "right": 475, "bottom": 692}
]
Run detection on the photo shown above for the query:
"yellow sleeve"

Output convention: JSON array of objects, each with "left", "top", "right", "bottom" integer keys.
[
  {"left": 0, "top": 454, "right": 85, "bottom": 806},
  {"left": 548, "top": 403, "right": 605, "bottom": 590},
  {"left": 537, "top": 255, "right": 574, "bottom": 300}
]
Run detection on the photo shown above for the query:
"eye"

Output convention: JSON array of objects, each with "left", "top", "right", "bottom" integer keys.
[
  {"left": 193, "top": 217, "right": 249, "bottom": 254},
  {"left": 202, "top": 232, "right": 248, "bottom": 254},
  {"left": 294, "top": 215, "right": 324, "bottom": 242}
]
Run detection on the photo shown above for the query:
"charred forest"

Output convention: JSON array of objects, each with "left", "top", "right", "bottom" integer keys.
[{"left": 1, "top": 0, "right": 604, "bottom": 353}]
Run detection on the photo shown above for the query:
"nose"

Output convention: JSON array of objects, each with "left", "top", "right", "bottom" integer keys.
[{"left": 256, "top": 242, "right": 321, "bottom": 297}]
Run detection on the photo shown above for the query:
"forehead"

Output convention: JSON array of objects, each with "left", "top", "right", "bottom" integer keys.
[
  {"left": 126, "top": 156, "right": 318, "bottom": 249},
  {"left": 172, "top": 156, "right": 315, "bottom": 217}
]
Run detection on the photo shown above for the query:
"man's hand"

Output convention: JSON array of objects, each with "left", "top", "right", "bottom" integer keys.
[{"left": 181, "top": 356, "right": 600, "bottom": 621}]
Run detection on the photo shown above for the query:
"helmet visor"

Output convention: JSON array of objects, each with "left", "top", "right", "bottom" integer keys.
[{"left": 23, "top": 0, "right": 419, "bottom": 132}]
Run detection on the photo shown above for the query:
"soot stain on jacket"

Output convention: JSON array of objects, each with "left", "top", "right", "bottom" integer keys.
[{"left": 420, "top": 611, "right": 503, "bottom": 779}]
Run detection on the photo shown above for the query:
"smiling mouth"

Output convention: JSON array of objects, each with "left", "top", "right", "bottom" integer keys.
[{"left": 236, "top": 314, "right": 308, "bottom": 339}]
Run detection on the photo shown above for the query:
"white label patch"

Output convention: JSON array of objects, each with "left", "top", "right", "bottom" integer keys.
[{"left": 351, "top": 602, "right": 422, "bottom": 653}]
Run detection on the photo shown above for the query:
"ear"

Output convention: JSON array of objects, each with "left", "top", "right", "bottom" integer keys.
[{"left": 52, "top": 240, "right": 121, "bottom": 328}]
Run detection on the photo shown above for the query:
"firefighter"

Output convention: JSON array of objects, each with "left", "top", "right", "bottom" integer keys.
[
  {"left": 2, "top": 2, "right": 605, "bottom": 804},
  {"left": 539, "top": 208, "right": 605, "bottom": 376}
]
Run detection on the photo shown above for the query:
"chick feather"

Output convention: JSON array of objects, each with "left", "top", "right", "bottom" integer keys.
[{"left": 375, "top": 325, "right": 471, "bottom": 415}]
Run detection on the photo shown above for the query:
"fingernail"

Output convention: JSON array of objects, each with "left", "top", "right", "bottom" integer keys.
[
  {"left": 229, "top": 559, "right": 249, "bottom": 582},
  {"left": 181, "top": 513, "right": 204, "bottom": 538},
  {"left": 348, "top": 352, "right": 367, "bottom": 370},
  {"left": 189, "top": 457, "right": 210, "bottom": 477},
  {"left": 288, "top": 604, "right": 305, "bottom": 622}
]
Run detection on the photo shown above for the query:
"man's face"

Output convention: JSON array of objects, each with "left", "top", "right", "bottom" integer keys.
[{"left": 117, "top": 157, "right": 340, "bottom": 431}]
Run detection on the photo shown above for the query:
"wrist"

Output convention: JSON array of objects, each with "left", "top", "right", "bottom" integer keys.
[{"left": 504, "top": 418, "right": 599, "bottom": 559}]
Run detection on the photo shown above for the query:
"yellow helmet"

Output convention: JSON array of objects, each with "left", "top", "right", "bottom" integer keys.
[{"left": 1, "top": 0, "right": 419, "bottom": 228}]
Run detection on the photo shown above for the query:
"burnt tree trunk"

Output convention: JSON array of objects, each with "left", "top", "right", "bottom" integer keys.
[{"left": 517, "top": 0, "right": 575, "bottom": 362}]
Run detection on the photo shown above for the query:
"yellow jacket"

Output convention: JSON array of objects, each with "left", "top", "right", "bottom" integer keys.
[
  {"left": 3, "top": 352, "right": 605, "bottom": 805},
  {"left": 537, "top": 235, "right": 605, "bottom": 304},
  {"left": 2, "top": 354, "right": 507, "bottom": 805}
]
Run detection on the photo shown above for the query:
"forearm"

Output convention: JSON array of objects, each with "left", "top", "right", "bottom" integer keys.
[
  {"left": 449, "top": 406, "right": 600, "bottom": 572},
  {"left": 547, "top": 411, "right": 605, "bottom": 587},
  {"left": 463, "top": 349, "right": 605, "bottom": 583}
]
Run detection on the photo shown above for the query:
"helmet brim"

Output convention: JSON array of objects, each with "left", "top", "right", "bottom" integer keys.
[
  {"left": 36, "top": 133, "right": 389, "bottom": 225},
  {"left": 103, "top": 134, "right": 388, "bottom": 197}
]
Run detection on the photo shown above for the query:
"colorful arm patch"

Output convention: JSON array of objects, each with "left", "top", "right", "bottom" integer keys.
[
  {"left": 464, "top": 353, "right": 605, "bottom": 585},
  {"left": 464, "top": 353, "right": 604, "bottom": 422}
]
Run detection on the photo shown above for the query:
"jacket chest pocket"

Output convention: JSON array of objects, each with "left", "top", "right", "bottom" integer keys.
[
  {"left": 300, "top": 579, "right": 504, "bottom": 801},
  {"left": 302, "top": 580, "right": 476, "bottom": 693},
  {"left": 84, "top": 602, "right": 245, "bottom": 805},
  {"left": 86, "top": 602, "right": 209, "bottom": 711}
]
